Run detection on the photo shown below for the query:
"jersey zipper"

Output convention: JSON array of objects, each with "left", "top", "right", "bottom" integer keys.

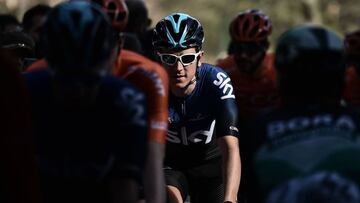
[{"left": 181, "top": 100, "right": 188, "bottom": 145}]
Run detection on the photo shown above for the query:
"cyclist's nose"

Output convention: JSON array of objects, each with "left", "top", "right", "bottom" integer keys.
[{"left": 175, "top": 59, "right": 185, "bottom": 71}]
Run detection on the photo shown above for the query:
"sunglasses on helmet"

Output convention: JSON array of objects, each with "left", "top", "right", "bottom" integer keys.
[{"left": 158, "top": 52, "right": 202, "bottom": 66}]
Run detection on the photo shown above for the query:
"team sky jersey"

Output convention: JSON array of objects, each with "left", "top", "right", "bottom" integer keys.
[
  {"left": 113, "top": 49, "right": 169, "bottom": 144},
  {"left": 24, "top": 69, "right": 147, "bottom": 203},
  {"left": 165, "top": 63, "right": 239, "bottom": 169},
  {"left": 344, "top": 66, "right": 360, "bottom": 106},
  {"left": 216, "top": 54, "right": 279, "bottom": 122},
  {"left": 27, "top": 49, "right": 169, "bottom": 144},
  {"left": 248, "top": 104, "right": 360, "bottom": 201}
]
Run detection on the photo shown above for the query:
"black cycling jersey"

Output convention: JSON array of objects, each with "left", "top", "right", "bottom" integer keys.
[
  {"left": 165, "top": 63, "right": 239, "bottom": 169},
  {"left": 24, "top": 69, "right": 147, "bottom": 203},
  {"left": 247, "top": 104, "right": 360, "bottom": 202}
]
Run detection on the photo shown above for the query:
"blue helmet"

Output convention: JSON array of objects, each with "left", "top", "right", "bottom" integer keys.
[
  {"left": 152, "top": 13, "right": 204, "bottom": 52},
  {"left": 42, "top": 1, "right": 117, "bottom": 75}
]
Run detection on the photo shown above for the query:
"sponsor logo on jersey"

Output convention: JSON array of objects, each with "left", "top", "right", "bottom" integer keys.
[
  {"left": 267, "top": 114, "right": 356, "bottom": 139},
  {"left": 213, "top": 72, "right": 235, "bottom": 100},
  {"left": 167, "top": 120, "right": 216, "bottom": 145},
  {"left": 150, "top": 120, "right": 168, "bottom": 130},
  {"left": 116, "top": 87, "right": 146, "bottom": 126},
  {"left": 129, "top": 66, "right": 166, "bottom": 97}
]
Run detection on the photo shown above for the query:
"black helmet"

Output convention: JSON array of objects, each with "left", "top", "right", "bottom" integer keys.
[
  {"left": 152, "top": 13, "right": 204, "bottom": 52},
  {"left": 42, "top": 1, "right": 117, "bottom": 75},
  {"left": 274, "top": 25, "right": 346, "bottom": 98},
  {"left": 275, "top": 24, "right": 345, "bottom": 73}
]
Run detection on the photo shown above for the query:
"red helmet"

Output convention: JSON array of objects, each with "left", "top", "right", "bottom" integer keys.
[
  {"left": 229, "top": 9, "right": 272, "bottom": 43},
  {"left": 91, "top": 0, "right": 128, "bottom": 32},
  {"left": 344, "top": 30, "right": 360, "bottom": 57}
]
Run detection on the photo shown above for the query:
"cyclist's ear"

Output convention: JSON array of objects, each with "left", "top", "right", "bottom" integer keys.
[{"left": 197, "top": 51, "right": 204, "bottom": 67}]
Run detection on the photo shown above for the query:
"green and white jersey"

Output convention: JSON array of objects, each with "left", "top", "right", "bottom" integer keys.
[{"left": 250, "top": 105, "right": 360, "bottom": 200}]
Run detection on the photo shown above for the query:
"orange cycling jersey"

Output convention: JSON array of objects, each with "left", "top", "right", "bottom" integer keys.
[
  {"left": 27, "top": 49, "right": 169, "bottom": 144},
  {"left": 113, "top": 49, "right": 169, "bottom": 144},
  {"left": 217, "top": 53, "right": 279, "bottom": 122},
  {"left": 344, "top": 66, "right": 360, "bottom": 107}
]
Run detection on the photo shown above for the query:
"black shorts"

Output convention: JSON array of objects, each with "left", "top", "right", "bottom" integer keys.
[{"left": 164, "top": 158, "right": 224, "bottom": 203}]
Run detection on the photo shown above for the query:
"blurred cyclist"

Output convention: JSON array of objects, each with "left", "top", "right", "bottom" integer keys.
[
  {"left": 97, "top": 0, "right": 169, "bottom": 202},
  {"left": 22, "top": 4, "right": 52, "bottom": 59},
  {"left": 24, "top": 1, "right": 147, "bottom": 202},
  {"left": 26, "top": 1, "right": 169, "bottom": 202},
  {"left": 217, "top": 9, "right": 279, "bottom": 122},
  {"left": 0, "top": 49, "right": 41, "bottom": 203},
  {"left": 216, "top": 9, "right": 279, "bottom": 202},
  {"left": 153, "top": 13, "right": 241, "bottom": 203},
  {"left": 247, "top": 25, "right": 360, "bottom": 202}
]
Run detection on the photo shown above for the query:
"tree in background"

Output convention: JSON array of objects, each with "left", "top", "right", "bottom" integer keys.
[{"left": 1, "top": 0, "right": 359, "bottom": 62}]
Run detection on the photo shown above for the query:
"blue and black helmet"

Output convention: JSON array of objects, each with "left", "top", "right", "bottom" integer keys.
[
  {"left": 275, "top": 24, "right": 345, "bottom": 73},
  {"left": 152, "top": 13, "right": 204, "bottom": 52},
  {"left": 275, "top": 25, "right": 346, "bottom": 98},
  {"left": 42, "top": 1, "right": 118, "bottom": 75}
]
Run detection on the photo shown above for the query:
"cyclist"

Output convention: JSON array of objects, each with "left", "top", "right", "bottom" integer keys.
[
  {"left": 344, "top": 30, "right": 360, "bottom": 106},
  {"left": 96, "top": 1, "right": 169, "bottom": 202},
  {"left": 0, "top": 49, "right": 41, "bottom": 203},
  {"left": 24, "top": 1, "right": 147, "bottom": 202},
  {"left": 247, "top": 25, "right": 360, "bottom": 202},
  {"left": 153, "top": 13, "right": 241, "bottom": 203},
  {"left": 22, "top": 4, "right": 52, "bottom": 59},
  {"left": 27, "top": 0, "right": 169, "bottom": 202},
  {"left": 0, "top": 30, "right": 35, "bottom": 71},
  {"left": 217, "top": 9, "right": 279, "bottom": 122},
  {"left": 216, "top": 9, "right": 279, "bottom": 202}
]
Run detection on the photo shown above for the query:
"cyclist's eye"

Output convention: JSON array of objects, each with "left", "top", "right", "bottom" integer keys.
[
  {"left": 181, "top": 54, "right": 196, "bottom": 64},
  {"left": 162, "top": 55, "right": 177, "bottom": 64}
]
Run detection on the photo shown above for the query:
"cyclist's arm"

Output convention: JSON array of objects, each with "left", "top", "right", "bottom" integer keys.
[
  {"left": 144, "top": 141, "right": 166, "bottom": 203},
  {"left": 217, "top": 135, "right": 241, "bottom": 202},
  {"left": 110, "top": 83, "right": 148, "bottom": 202},
  {"left": 122, "top": 66, "right": 169, "bottom": 203},
  {"left": 211, "top": 67, "right": 241, "bottom": 202}
]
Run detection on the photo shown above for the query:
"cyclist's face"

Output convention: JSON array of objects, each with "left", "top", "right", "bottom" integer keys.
[
  {"left": 159, "top": 47, "right": 202, "bottom": 89},
  {"left": 233, "top": 42, "right": 267, "bottom": 74}
]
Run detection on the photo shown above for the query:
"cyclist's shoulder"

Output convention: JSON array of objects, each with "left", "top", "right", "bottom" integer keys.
[
  {"left": 102, "top": 75, "right": 144, "bottom": 94},
  {"left": 199, "top": 62, "right": 228, "bottom": 76},
  {"left": 120, "top": 49, "right": 161, "bottom": 70},
  {"left": 197, "top": 63, "right": 236, "bottom": 101},
  {"left": 120, "top": 49, "right": 168, "bottom": 80},
  {"left": 216, "top": 55, "right": 235, "bottom": 68},
  {"left": 26, "top": 58, "right": 48, "bottom": 72},
  {"left": 199, "top": 63, "right": 231, "bottom": 84}
]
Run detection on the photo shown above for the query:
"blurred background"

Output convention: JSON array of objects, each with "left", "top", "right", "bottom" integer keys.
[{"left": 2, "top": 0, "right": 359, "bottom": 63}]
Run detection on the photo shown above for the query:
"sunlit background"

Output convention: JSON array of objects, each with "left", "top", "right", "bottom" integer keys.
[{"left": 2, "top": 0, "right": 360, "bottom": 63}]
